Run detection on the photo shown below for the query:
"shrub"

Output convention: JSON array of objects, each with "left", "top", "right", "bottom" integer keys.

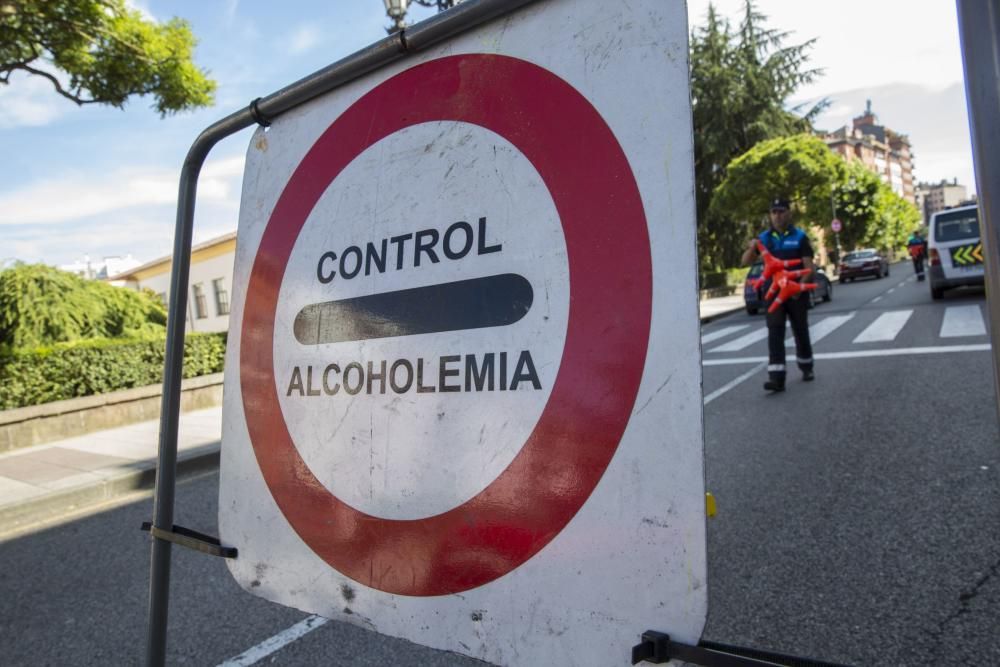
[
  {"left": 0, "top": 264, "right": 167, "bottom": 350},
  {"left": 0, "top": 332, "right": 226, "bottom": 410}
]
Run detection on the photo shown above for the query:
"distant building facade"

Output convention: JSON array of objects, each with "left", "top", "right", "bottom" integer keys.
[
  {"left": 60, "top": 254, "right": 141, "bottom": 283},
  {"left": 109, "top": 232, "right": 236, "bottom": 333},
  {"left": 916, "top": 179, "right": 970, "bottom": 224},
  {"left": 822, "top": 101, "right": 916, "bottom": 205}
]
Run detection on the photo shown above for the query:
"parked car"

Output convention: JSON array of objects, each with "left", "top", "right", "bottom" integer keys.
[
  {"left": 838, "top": 249, "right": 890, "bottom": 282},
  {"left": 928, "top": 204, "right": 984, "bottom": 299},
  {"left": 744, "top": 261, "right": 832, "bottom": 315}
]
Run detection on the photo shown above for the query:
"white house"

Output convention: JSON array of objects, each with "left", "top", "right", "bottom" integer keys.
[{"left": 109, "top": 232, "right": 236, "bottom": 333}]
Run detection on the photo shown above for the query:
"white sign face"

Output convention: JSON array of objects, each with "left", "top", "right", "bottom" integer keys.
[{"left": 220, "top": 1, "right": 706, "bottom": 665}]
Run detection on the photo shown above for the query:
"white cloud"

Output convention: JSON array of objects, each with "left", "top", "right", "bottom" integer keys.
[
  {"left": 0, "top": 155, "right": 246, "bottom": 226},
  {"left": 225, "top": 0, "right": 241, "bottom": 23},
  {"left": 288, "top": 24, "right": 322, "bottom": 55},
  {"left": 687, "top": 0, "right": 965, "bottom": 96},
  {"left": 125, "top": 0, "right": 156, "bottom": 21},
  {"left": 0, "top": 75, "right": 68, "bottom": 129}
]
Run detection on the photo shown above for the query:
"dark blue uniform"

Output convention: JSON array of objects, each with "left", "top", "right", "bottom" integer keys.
[{"left": 758, "top": 225, "right": 814, "bottom": 387}]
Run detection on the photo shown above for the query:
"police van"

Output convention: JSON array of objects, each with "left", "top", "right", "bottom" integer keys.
[{"left": 928, "top": 204, "right": 984, "bottom": 299}]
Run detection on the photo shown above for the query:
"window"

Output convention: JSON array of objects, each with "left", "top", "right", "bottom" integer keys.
[
  {"left": 213, "top": 278, "right": 230, "bottom": 316},
  {"left": 934, "top": 209, "right": 980, "bottom": 242},
  {"left": 192, "top": 283, "right": 208, "bottom": 319}
]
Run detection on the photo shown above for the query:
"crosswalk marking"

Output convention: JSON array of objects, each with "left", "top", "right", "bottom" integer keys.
[
  {"left": 785, "top": 312, "right": 856, "bottom": 348},
  {"left": 703, "top": 344, "right": 991, "bottom": 366},
  {"left": 853, "top": 310, "right": 913, "bottom": 343},
  {"left": 709, "top": 327, "right": 769, "bottom": 352},
  {"left": 702, "top": 305, "right": 988, "bottom": 354},
  {"left": 701, "top": 324, "right": 750, "bottom": 345},
  {"left": 940, "top": 305, "right": 986, "bottom": 337}
]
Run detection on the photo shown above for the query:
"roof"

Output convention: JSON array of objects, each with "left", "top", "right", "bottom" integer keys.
[{"left": 108, "top": 230, "right": 237, "bottom": 281}]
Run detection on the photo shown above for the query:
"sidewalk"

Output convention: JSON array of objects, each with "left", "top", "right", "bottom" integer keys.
[
  {"left": 0, "top": 407, "right": 222, "bottom": 535},
  {"left": 0, "top": 294, "right": 744, "bottom": 534}
]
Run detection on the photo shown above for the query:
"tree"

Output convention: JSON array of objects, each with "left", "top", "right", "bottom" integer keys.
[
  {"left": 690, "top": 0, "right": 825, "bottom": 270},
  {"left": 0, "top": 0, "right": 215, "bottom": 114},
  {"left": 710, "top": 134, "right": 846, "bottom": 243},
  {"left": 0, "top": 264, "right": 166, "bottom": 350},
  {"left": 711, "top": 134, "right": 921, "bottom": 258}
]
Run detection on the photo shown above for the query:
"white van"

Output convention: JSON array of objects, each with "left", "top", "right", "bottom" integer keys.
[{"left": 928, "top": 204, "right": 984, "bottom": 299}]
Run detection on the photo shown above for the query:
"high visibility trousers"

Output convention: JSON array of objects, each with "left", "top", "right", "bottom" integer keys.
[{"left": 765, "top": 295, "right": 813, "bottom": 382}]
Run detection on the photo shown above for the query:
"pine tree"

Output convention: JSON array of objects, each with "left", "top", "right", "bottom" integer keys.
[{"left": 690, "top": 0, "right": 826, "bottom": 270}]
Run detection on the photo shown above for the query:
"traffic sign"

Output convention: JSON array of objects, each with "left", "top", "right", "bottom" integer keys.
[
  {"left": 832, "top": 218, "right": 843, "bottom": 232},
  {"left": 220, "top": 1, "right": 705, "bottom": 664}
]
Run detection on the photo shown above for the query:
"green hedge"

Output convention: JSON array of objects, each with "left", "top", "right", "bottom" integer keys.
[
  {"left": 700, "top": 266, "right": 751, "bottom": 290},
  {"left": 0, "top": 332, "right": 226, "bottom": 410}
]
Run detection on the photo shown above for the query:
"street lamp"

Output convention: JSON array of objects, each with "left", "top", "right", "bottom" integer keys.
[{"left": 383, "top": 0, "right": 459, "bottom": 33}]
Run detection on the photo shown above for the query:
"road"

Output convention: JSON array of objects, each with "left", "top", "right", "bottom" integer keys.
[
  {"left": 700, "top": 264, "right": 999, "bottom": 666},
  {"left": 1, "top": 262, "right": 997, "bottom": 666}
]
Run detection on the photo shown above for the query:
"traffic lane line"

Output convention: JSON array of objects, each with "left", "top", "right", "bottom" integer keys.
[
  {"left": 864, "top": 273, "right": 914, "bottom": 306},
  {"left": 217, "top": 615, "right": 329, "bottom": 667},
  {"left": 702, "top": 343, "right": 992, "bottom": 366},
  {"left": 703, "top": 362, "right": 767, "bottom": 405}
]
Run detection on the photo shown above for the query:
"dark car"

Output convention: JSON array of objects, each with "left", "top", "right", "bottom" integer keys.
[
  {"left": 838, "top": 249, "right": 890, "bottom": 282},
  {"left": 744, "top": 261, "right": 832, "bottom": 315}
]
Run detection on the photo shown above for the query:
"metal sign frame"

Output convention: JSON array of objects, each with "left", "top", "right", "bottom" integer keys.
[
  {"left": 144, "top": 2, "right": 536, "bottom": 664},
  {"left": 956, "top": 0, "right": 1000, "bottom": 420}
]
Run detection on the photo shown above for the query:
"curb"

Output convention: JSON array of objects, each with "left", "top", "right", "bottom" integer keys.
[
  {"left": 699, "top": 303, "right": 745, "bottom": 324},
  {"left": 699, "top": 308, "right": 743, "bottom": 324},
  {"left": 0, "top": 443, "right": 220, "bottom": 537}
]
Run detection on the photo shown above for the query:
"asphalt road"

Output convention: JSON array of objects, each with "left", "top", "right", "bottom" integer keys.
[
  {"left": 1, "top": 262, "right": 997, "bottom": 666},
  {"left": 700, "top": 263, "right": 999, "bottom": 666}
]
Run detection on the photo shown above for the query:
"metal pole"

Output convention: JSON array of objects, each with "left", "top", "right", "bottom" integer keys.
[
  {"left": 143, "top": 1, "right": 539, "bottom": 663},
  {"left": 145, "top": 109, "right": 255, "bottom": 667},
  {"left": 956, "top": 0, "right": 1000, "bottom": 420},
  {"left": 830, "top": 189, "right": 842, "bottom": 269}
]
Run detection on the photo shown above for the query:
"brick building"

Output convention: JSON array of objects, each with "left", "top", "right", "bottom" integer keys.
[{"left": 822, "top": 101, "right": 916, "bottom": 205}]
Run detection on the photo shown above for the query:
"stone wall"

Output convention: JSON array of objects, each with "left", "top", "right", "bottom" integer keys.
[{"left": 0, "top": 373, "right": 224, "bottom": 453}]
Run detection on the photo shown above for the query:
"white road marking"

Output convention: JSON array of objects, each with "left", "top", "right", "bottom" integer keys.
[
  {"left": 701, "top": 324, "right": 750, "bottom": 345},
  {"left": 703, "top": 343, "right": 991, "bottom": 366},
  {"left": 703, "top": 362, "right": 767, "bottom": 405},
  {"left": 888, "top": 287, "right": 896, "bottom": 293},
  {"left": 871, "top": 296, "right": 883, "bottom": 303},
  {"left": 709, "top": 327, "right": 769, "bottom": 352},
  {"left": 786, "top": 312, "right": 856, "bottom": 347},
  {"left": 940, "top": 305, "right": 987, "bottom": 337},
  {"left": 217, "top": 615, "right": 329, "bottom": 667},
  {"left": 853, "top": 310, "right": 913, "bottom": 343}
]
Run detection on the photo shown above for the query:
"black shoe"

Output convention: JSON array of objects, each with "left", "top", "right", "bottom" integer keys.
[
  {"left": 802, "top": 369, "right": 815, "bottom": 382},
  {"left": 764, "top": 380, "right": 785, "bottom": 392}
]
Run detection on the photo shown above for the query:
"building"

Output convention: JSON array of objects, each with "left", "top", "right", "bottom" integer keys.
[
  {"left": 59, "top": 254, "right": 141, "bottom": 283},
  {"left": 916, "top": 178, "right": 970, "bottom": 223},
  {"left": 109, "top": 232, "right": 236, "bottom": 333},
  {"left": 822, "top": 101, "right": 916, "bottom": 204}
]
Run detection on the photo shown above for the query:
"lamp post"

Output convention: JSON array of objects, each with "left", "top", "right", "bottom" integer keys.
[{"left": 383, "top": 0, "right": 459, "bottom": 33}]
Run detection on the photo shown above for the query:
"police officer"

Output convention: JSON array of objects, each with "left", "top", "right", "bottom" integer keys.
[
  {"left": 741, "top": 197, "right": 815, "bottom": 392},
  {"left": 906, "top": 228, "right": 928, "bottom": 281}
]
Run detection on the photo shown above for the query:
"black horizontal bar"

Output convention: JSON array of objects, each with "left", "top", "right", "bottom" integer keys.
[
  {"left": 141, "top": 522, "right": 238, "bottom": 559},
  {"left": 294, "top": 273, "right": 532, "bottom": 345}
]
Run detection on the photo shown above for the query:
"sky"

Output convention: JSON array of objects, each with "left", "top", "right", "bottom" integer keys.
[{"left": 0, "top": 0, "right": 978, "bottom": 268}]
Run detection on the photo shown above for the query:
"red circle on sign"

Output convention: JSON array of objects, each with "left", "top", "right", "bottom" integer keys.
[{"left": 241, "top": 54, "right": 652, "bottom": 596}]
